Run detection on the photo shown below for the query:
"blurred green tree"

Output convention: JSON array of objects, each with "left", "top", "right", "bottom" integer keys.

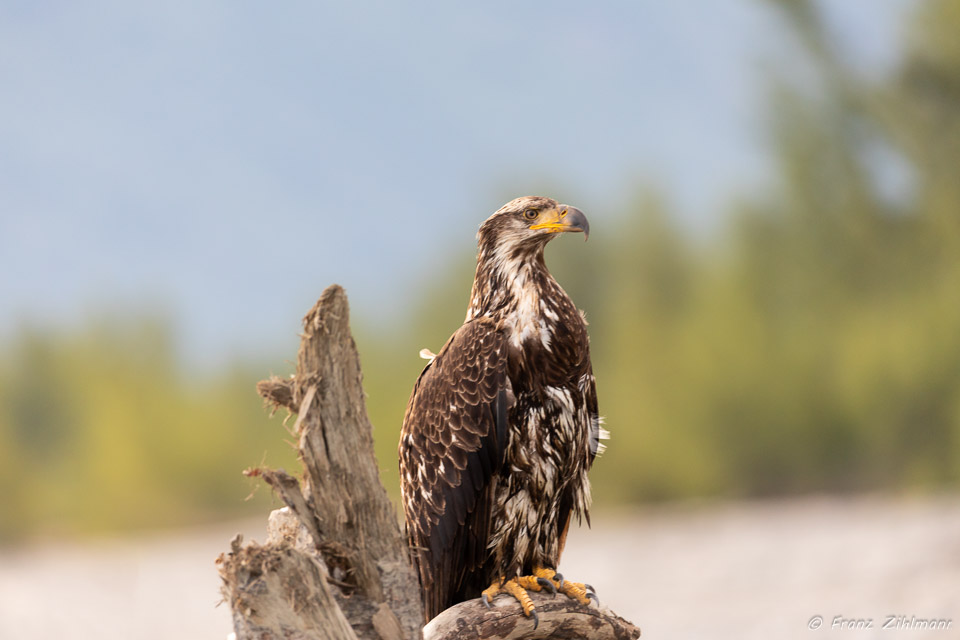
[{"left": 2, "top": 0, "right": 959, "bottom": 541}]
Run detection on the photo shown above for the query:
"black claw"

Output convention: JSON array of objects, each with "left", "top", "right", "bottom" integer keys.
[
  {"left": 553, "top": 573, "right": 565, "bottom": 589},
  {"left": 585, "top": 583, "right": 596, "bottom": 594},
  {"left": 531, "top": 609, "right": 539, "bottom": 630},
  {"left": 482, "top": 593, "right": 491, "bottom": 610},
  {"left": 587, "top": 591, "right": 600, "bottom": 606},
  {"left": 537, "top": 576, "right": 557, "bottom": 595}
]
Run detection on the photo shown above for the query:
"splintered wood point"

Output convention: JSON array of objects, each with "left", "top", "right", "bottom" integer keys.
[{"left": 224, "top": 284, "right": 421, "bottom": 640}]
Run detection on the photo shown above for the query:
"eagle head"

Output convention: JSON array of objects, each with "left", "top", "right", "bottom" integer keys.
[
  {"left": 477, "top": 196, "right": 589, "bottom": 258},
  {"left": 468, "top": 196, "right": 589, "bottom": 321}
]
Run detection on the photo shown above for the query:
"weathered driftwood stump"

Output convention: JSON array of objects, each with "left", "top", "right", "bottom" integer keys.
[{"left": 217, "top": 284, "right": 640, "bottom": 640}]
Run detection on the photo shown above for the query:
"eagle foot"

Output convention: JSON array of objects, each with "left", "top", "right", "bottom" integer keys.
[
  {"left": 540, "top": 567, "right": 596, "bottom": 606},
  {"left": 481, "top": 567, "right": 596, "bottom": 629}
]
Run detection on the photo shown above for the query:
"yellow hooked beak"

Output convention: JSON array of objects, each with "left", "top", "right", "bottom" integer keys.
[{"left": 529, "top": 205, "right": 590, "bottom": 240}]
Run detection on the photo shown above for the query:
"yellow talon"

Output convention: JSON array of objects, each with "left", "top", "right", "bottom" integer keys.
[
  {"left": 503, "top": 579, "right": 537, "bottom": 617},
  {"left": 481, "top": 567, "right": 596, "bottom": 629},
  {"left": 534, "top": 566, "right": 558, "bottom": 583},
  {"left": 558, "top": 579, "right": 593, "bottom": 605}
]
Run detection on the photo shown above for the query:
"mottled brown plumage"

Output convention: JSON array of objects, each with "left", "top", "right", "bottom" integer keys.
[{"left": 399, "top": 196, "right": 604, "bottom": 621}]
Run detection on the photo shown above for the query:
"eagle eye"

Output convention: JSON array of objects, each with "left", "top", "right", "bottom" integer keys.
[{"left": 523, "top": 209, "right": 538, "bottom": 221}]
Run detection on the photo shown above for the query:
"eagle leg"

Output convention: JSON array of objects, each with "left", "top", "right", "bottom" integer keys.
[{"left": 480, "top": 567, "right": 595, "bottom": 629}]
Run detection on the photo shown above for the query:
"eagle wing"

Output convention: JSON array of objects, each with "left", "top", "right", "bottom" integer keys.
[{"left": 399, "top": 319, "right": 510, "bottom": 620}]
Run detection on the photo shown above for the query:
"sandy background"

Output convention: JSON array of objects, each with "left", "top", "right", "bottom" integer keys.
[{"left": 1, "top": 495, "right": 958, "bottom": 639}]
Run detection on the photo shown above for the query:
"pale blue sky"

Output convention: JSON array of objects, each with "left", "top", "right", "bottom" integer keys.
[{"left": 0, "top": 0, "right": 914, "bottom": 364}]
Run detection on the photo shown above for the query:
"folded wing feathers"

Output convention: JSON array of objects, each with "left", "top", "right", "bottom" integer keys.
[{"left": 400, "top": 320, "right": 508, "bottom": 619}]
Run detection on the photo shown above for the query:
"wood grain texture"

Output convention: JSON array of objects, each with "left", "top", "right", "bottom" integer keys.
[
  {"left": 423, "top": 592, "right": 641, "bottom": 640},
  {"left": 217, "top": 534, "right": 358, "bottom": 640},
  {"left": 223, "top": 285, "right": 422, "bottom": 640}
]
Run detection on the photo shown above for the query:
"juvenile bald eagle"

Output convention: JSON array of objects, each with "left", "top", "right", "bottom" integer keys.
[{"left": 399, "top": 196, "right": 604, "bottom": 625}]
